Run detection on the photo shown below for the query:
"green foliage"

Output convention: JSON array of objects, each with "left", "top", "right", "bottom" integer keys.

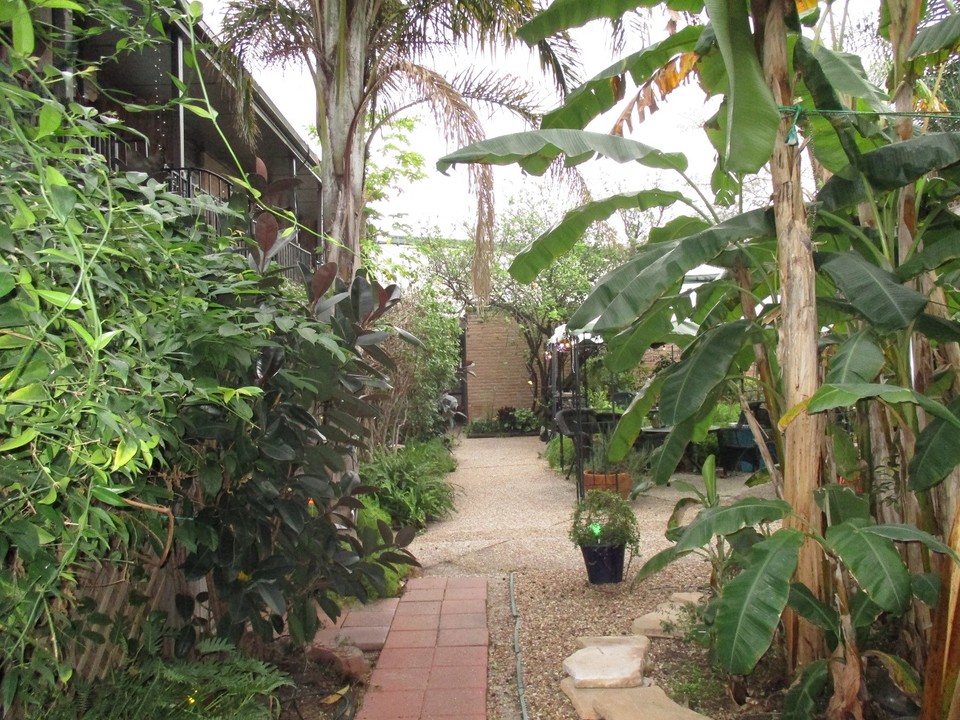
[
  {"left": 544, "top": 434, "right": 574, "bottom": 471},
  {"left": 497, "top": 406, "right": 539, "bottom": 433},
  {"left": 46, "top": 639, "right": 291, "bottom": 720},
  {"left": 569, "top": 490, "right": 640, "bottom": 553},
  {"left": 367, "top": 284, "right": 462, "bottom": 445},
  {"left": 663, "top": 661, "right": 727, "bottom": 713},
  {"left": 466, "top": 408, "right": 538, "bottom": 436},
  {"left": 0, "top": 4, "right": 418, "bottom": 712},
  {"left": 360, "top": 440, "right": 458, "bottom": 527},
  {"left": 356, "top": 496, "right": 414, "bottom": 599}
]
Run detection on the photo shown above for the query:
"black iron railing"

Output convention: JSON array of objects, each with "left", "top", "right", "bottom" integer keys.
[{"left": 166, "top": 167, "right": 316, "bottom": 281}]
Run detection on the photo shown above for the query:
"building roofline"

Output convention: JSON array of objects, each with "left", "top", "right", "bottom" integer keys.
[{"left": 171, "top": 12, "right": 322, "bottom": 178}]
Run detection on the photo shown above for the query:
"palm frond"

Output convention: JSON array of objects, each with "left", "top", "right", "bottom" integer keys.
[
  {"left": 534, "top": 34, "right": 583, "bottom": 97},
  {"left": 216, "top": 0, "right": 317, "bottom": 147},
  {"left": 450, "top": 68, "right": 547, "bottom": 125},
  {"left": 368, "top": 59, "right": 497, "bottom": 297}
]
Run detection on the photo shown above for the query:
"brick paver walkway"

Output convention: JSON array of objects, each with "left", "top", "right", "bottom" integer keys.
[{"left": 344, "top": 576, "right": 489, "bottom": 720}]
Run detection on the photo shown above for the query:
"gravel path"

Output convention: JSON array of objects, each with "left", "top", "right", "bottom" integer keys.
[{"left": 407, "top": 436, "right": 761, "bottom": 720}]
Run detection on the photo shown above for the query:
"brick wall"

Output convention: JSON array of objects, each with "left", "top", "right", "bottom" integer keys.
[{"left": 464, "top": 312, "right": 535, "bottom": 421}]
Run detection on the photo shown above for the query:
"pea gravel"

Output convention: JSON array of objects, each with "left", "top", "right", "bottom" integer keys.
[{"left": 406, "top": 436, "right": 762, "bottom": 720}]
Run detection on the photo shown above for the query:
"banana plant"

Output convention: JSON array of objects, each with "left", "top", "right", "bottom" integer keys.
[
  {"left": 438, "top": 0, "right": 960, "bottom": 716},
  {"left": 639, "top": 479, "right": 956, "bottom": 712}
]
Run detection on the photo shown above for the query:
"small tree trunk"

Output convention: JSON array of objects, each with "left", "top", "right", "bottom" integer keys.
[{"left": 759, "top": 0, "right": 825, "bottom": 674}]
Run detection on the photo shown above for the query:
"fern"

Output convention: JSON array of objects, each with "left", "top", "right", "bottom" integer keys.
[{"left": 45, "top": 643, "right": 291, "bottom": 719}]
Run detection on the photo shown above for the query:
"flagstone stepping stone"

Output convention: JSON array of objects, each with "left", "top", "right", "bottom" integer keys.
[
  {"left": 561, "top": 679, "right": 714, "bottom": 720},
  {"left": 576, "top": 635, "right": 651, "bottom": 651},
  {"left": 563, "top": 643, "right": 648, "bottom": 688},
  {"left": 669, "top": 591, "right": 705, "bottom": 606}
]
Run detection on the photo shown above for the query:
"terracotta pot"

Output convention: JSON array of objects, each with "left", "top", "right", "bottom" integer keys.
[{"left": 582, "top": 470, "right": 631, "bottom": 500}]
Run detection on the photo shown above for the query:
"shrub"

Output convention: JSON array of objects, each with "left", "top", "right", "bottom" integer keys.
[
  {"left": 356, "top": 497, "right": 415, "bottom": 599},
  {"left": 544, "top": 434, "right": 574, "bottom": 471},
  {"left": 466, "top": 417, "right": 501, "bottom": 435},
  {"left": 360, "top": 440, "right": 458, "bottom": 527}
]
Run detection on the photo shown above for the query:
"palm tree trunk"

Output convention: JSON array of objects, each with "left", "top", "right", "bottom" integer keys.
[
  {"left": 757, "top": 0, "right": 825, "bottom": 674},
  {"left": 314, "top": 0, "right": 369, "bottom": 282}
]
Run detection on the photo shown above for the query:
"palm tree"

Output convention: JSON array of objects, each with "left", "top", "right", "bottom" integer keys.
[{"left": 216, "top": 0, "right": 578, "bottom": 296}]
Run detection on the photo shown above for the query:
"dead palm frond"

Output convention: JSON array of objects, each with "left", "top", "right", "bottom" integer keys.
[
  {"left": 367, "top": 59, "right": 500, "bottom": 298},
  {"left": 217, "top": 0, "right": 317, "bottom": 146}
]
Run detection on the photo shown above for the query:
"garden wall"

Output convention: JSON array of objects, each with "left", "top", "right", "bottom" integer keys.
[{"left": 464, "top": 312, "right": 534, "bottom": 421}]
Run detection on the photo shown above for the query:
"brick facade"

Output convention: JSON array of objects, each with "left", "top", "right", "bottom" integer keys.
[{"left": 464, "top": 312, "right": 535, "bottom": 421}]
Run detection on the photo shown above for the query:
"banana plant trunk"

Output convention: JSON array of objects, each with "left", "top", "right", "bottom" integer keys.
[
  {"left": 312, "top": 0, "right": 369, "bottom": 283},
  {"left": 757, "top": 0, "right": 825, "bottom": 675}
]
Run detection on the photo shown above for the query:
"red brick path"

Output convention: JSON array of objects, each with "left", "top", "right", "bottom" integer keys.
[{"left": 349, "top": 576, "right": 489, "bottom": 720}]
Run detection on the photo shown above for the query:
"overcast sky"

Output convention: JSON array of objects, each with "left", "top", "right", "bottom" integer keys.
[{"left": 197, "top": 2, "right": 873, "bottom": 241}]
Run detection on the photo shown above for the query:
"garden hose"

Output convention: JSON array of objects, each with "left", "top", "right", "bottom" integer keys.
[{"left": 509, "top": 572, "right": 531, "bottom": 720}]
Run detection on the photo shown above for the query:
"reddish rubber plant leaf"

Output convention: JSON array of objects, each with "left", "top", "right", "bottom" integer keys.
[
  {"left": 310, "top": 262, "right": 338, "bottom": 306},
  {"left": 363, "top": 283, "right": 401, "bottom": 325},
  {"left": 255, "top": 347, "right": 285, "bottom": 387},
  {"left": 255, "top": 211, "right": 279, "bottom": 256}
]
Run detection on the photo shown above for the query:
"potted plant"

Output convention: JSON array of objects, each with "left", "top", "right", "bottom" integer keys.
[
  {"left": 582, "top": 433, "right": 637, "bottom": 499},
  {"left": 569, "top": 489, "right": 641, "bottom": 584}
]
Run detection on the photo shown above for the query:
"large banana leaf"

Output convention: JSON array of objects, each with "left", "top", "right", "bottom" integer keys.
[
  {"left": 816, "top": 252, "right": 927, "bottom": 331},
  {"left": 861, "top": 523, "right": 960, "bottom": 563},
  {"left": 916, "top": 314, "right": 960, "bottom": 344},
  {"left": 509, "top": 189, "right": 689, "bottom": 283},
  {"left": 825, "top": 518, "right": 911, "bottom": 615},
  {"left": 634, "top": 543, "right": 687, "bottom": 584},
  {"left": 818, "top": 133, "right": 960, "bottom": 210},
  {"left": 568, "top": 207, "right": 774, "bottom": 332},
  {"left": 702, "top": 0, "right": 778, "bottom": 174},
  {"left": 787, "top": 583, "right": 840, "bottom": 640},
  {"left": 795, "top": 38, "right": 887, "bottom": 112},
  {"left": 793, "top": 39, "right": 886, "bottom": 174},
  {"left": 909, "top": 13, "right": 960, "bottom": 59},
  {"left": 713, "top": 529, "right": 804, "bottom": 674},
  {"left": 603, "top": 299, "right": 681, "bottom": 374},
  {"left": 895, "top": 233, "right": 960, "bottom": 281},
  {"left": 607, "top": 372, "right": 667, "bottom": 460},
  {"left": 436, "top": 129, "right": 686, "bottom": 176},
  {"left": 849, "top": 589, "right": 882, "bottom": 632},
  {"left": 649, "top": 415, "right": 696, "bottom": 485},
  {"left": 909, "top": 397, "right": 960, "bottom": 492},
  {"left": 782, "top": 660, "right": 829, "bottom": 720},
  {"left": 517, "top": 0, "right": 704, "bottom": 44},
  {"left": 806, "top": 382, "right": 960, "bottom": 431},
  {"left": 540, "top": 25, "right": 704, "bottom": 130},
  {"left": 659, "top": 320, "right": 750, "bottom": 426},
  {"left": 815, "top": 485, "right": 871, "bottom": 526},
  {"left": 673, "top": 497, "right": 792, "bottom": 554},
  {"left": 824, "top": 330, "right": 884, "bottom": 384}
]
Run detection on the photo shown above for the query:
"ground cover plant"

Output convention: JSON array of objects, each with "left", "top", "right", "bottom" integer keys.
[{"left": 360, "top": 439, "right": 458, "bottom": 528}]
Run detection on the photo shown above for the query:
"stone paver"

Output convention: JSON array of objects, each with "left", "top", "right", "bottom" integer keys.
[
  {"left": 563, "top": 644, "right": 649, "bottom": 688},
  {"left": 561, "top": 679, "right": 714, "bottom": 720},
  {"left": 354, "top": 576, "right": 489, "bottom": 720}
]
